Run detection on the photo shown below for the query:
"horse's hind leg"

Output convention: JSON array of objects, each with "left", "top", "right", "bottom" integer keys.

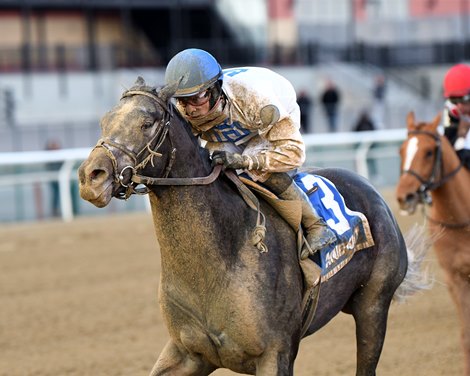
[
  {"left": 349, "top": 292, "right": 392, "bottom": 376},
  {"left": 149, "top": 340, "right": 215, "bottom": 376},
  {"left": 348, "top": 253, "right": 403, "bottom": 376}
]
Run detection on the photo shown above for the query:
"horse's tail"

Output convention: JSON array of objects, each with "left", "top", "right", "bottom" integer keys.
[{"left": 393, "top": 224, "right": 434, "bottom": 303}]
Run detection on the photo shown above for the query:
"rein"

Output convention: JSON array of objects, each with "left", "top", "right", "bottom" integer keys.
[
  {"left": 131, "top": 165, "right": 223, "bottom": 186},
  {"left": 402, "top": 129, "right": 469, "bottom": 229},
  {"left": 425, "top": 213, "right": 470, "bottom": 229}
]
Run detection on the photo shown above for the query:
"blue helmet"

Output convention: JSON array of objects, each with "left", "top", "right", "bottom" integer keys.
[{"left": 164, "top": 48, "right": 222, "bottom": 97}]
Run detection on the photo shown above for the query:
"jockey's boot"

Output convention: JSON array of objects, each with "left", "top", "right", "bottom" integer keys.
[
  {"left": 263, "top": 173, "right": 336, "bottom": 258},
  {"left": 279, "top": 181, "right": 336, "bottom": 257}
]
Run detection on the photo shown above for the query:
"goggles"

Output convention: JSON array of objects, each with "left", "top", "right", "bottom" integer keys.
[
  {"left": 177, "top": 90, "right": 210, "bottom": 106},
  {"left": 449, "top": 94, "right": 470, "bottom": 105}
]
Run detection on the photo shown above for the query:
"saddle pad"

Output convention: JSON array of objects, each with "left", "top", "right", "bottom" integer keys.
[{"left": 294, "top": 172, "right": 375, "bottom": 281}]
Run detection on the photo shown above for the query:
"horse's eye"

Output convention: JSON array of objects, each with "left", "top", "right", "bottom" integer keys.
[
  {"left": 141, "top": 121, "right": 154, "bottom": 130},
  {"left": 425, "top": 150, "right": 434, "bottom": 158}
]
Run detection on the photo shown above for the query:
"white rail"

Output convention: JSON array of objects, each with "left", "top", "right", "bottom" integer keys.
[{"left": 0, "top": 129, "right": 407, "bottom": 222}]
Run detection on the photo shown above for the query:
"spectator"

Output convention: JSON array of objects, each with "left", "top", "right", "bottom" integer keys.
[
  {"left": 320, "top": 79, "right": 341, "bottom": 132},
  {"left": 297, "top": 90, "right": 313, "bottom": 133},
  {"left": 353, "top": 110, "right": 378, "bottom": 179},
  {"left": 372, "top": 74, "right": 387, "bottom": 129},
  {"left": 353, "top": 110, "right": 376, "bottom": 132}
]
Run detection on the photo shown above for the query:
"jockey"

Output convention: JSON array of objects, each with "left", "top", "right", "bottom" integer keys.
[
  {"left": 164, "top": 48, "right": 336, "bottom": 254},
  {"left": 442, "top": 63, "right": 470, "bottom": 168}
]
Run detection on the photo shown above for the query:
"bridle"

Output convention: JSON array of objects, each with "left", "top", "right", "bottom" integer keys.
[
  {"left": 93, "top": 88, "right": 224, "bottom": 200},
  {"left": 93, "top": 89, "right": 176, "bottom": 200},
  {"left": 401, "top": 129, "right": 467, "bottom": 228},
  {"left": 401, "top": 129, "right": 462, "bottom": 203}
]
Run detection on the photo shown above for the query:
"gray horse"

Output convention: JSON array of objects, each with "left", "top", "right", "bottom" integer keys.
[{"left": 78, "top": 78, "right": 429, "bottom": 376}]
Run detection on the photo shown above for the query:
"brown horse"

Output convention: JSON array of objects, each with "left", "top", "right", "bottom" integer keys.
[
  {"left": 78, "top": 78, "right": 429, "bottom": 376},
  {"left": 396, "top": 111, "right": 470, "bottom": 376}
]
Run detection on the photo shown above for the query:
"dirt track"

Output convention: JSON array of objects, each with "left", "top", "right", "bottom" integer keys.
[{"left": 0, "top": 190, "right": 463, "bottom": 376}]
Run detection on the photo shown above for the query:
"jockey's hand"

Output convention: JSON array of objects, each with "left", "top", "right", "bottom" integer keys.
[
  {"left": 212, "top": 151, "right": 266, "bottom": 170},
  {"left": 211, "top": 151, "right": 249, "bottom": 170}
]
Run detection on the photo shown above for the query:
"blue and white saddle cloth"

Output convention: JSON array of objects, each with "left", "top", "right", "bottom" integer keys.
[{"left": 294, "top": 172, "right": 375, "bottom": 281}]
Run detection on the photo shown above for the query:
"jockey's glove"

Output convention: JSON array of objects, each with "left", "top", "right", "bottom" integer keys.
[{"left": 211, "top": 151, "right": 264, "bottom": 170}]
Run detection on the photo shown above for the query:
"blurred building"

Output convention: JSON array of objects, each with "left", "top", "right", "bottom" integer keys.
[
  {"left": 0, "top": 0, "right": 469, "bottom": 72},
  {"left": 0, "top": 0, "right": 262, "bottom": 72},
  {"left": 0, "top": 0, "right": 466, "bottom": 151}
]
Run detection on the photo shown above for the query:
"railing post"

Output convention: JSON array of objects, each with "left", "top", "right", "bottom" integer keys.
[
  {"left": 355, "top": 141, "right": 373, "bottom": 179},
  {"left": 58, "top": 159, "right": 76, "bottom": 222}
]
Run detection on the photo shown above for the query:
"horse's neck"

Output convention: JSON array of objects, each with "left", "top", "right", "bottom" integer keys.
[
  {"left": 148, "top": 118, "right": 250, "bottom": 269},
  {"left": 148, "top": 184, "right": 252, "bottom": 294},
  {"left": 431, "top": 145, "right": 470, "bottom": 219}
]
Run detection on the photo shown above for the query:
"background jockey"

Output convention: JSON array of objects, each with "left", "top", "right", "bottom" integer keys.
[
  {"left": 164, "top": 48, "right": 336, "bottom": 254},
  {"left": 442, "top": 63, "right": 470, "bottom": 168}
]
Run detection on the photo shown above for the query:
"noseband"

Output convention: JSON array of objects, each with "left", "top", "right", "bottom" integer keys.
[{"left": 94, "top": 89, "right": 175, "bottom": 199}]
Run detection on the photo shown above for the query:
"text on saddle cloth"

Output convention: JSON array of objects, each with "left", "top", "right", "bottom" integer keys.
[{"left": 294, "top": 173, "right": 375, "bottom": 281}]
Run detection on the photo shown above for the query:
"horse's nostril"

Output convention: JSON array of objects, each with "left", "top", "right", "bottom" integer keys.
[
  {"left": 90, "top": 169, "right": 106, "bottom": 181},
  {"left": 405, "top": 193, "right": 416, "bottom": 203}
]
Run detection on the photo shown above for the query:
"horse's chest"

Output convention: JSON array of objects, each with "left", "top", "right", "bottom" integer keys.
[
  {"left": 434, "top": 238, "right": 470, "bottom": 275},
  {"left": 159, "top": 290, "right": 266, "bottom": 369}
]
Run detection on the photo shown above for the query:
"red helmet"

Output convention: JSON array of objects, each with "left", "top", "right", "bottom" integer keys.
[{"left": 443, "top": 64, "right": 470, "bottom": 98}]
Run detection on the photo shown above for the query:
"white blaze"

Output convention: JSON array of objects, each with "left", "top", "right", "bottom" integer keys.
[{"left": 403, "top": 137, "right": 419, "bottom": 171}]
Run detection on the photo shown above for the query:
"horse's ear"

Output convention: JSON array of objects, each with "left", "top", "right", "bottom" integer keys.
[
  {"left": 158, "top": 81, "right": 179, "bottom": 103},
  {"left": 406, "top": 111, "right": 415, "bottom": 130},
  {"left": 135, "top": 76, "right": 146, "bottom": 86},
  {"left": 430, "top": 112, "right": 442, "bottom": 131}
]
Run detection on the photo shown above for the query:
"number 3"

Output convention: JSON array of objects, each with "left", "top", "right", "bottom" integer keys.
[{"left": 300, "top": 175, "right": 351, "bottom": 235}]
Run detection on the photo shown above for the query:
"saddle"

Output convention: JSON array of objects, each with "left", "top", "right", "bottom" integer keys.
[{"left": 225, "top": 170, "right": 375, "bottom": 337}]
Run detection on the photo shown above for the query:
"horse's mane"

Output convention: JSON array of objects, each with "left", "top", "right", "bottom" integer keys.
[{"left": 175, "top": 109, "right": 213, "bottom": 169}]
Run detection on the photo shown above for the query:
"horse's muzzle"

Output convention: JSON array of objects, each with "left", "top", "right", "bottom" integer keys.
[
  {"left": 396, "top": 192, "right": 419, "bottom": 215},
  {"left": 78, "top": 150, "right": 115, "bottom": 208}
]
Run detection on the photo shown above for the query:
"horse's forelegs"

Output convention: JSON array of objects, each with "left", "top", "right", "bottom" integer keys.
[
  {"left": 447, "top": 275, "right": 470, "bottom": 376},
  {"left": 255, "top": 348, "right": 295, "bottom": 376},
  {"left": 149, "top": 340, "right": 215, "bottom": 376}
]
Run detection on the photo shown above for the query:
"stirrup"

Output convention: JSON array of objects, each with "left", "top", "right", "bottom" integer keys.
[{"left": 302, "top": 227, "right": 336, "bottom": 259}]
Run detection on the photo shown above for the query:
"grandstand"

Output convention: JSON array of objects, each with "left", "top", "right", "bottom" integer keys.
[{"left": 0, "top": 0, "right": 466, "bottom": 221}]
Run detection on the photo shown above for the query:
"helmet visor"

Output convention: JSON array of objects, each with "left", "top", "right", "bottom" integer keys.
[
  {"left": 176, "top": 90, "right": 211, "bottom": 106},
  {"left": 449, "top": 94, "right": 470, "bottom": 105}
]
